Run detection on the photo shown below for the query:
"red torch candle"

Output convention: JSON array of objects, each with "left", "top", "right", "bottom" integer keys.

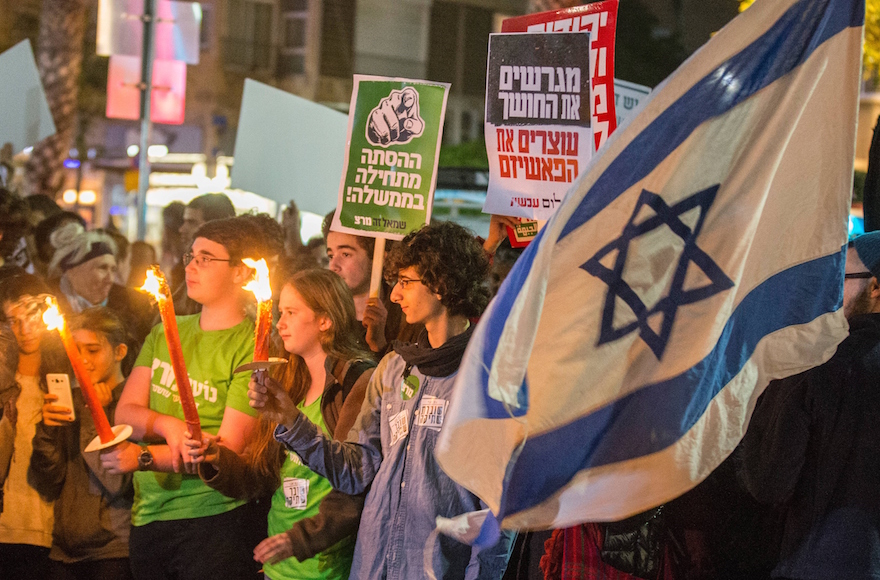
[
  {"left": 42, "top": 297, "right": 115, "bottom": 443},
  {"left": 242, "top": 258, "right": 273, "bottom": 362},
  {"left": 140, "top": 267, "right": 201, "bottom": 442}
]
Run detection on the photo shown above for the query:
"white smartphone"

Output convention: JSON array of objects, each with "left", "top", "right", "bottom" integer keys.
[{"left": 46, "top": 373, "right": 76, "bottom": 421}]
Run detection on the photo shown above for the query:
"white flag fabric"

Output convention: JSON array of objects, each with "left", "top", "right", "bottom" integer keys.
[{"left": 436, "top": 0, "right": 863, "bottom": 536}]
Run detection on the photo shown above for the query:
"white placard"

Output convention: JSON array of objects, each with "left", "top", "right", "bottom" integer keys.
[
  {"left": 0, "top": 40, "right": 56, "bottom": 153},
  {"left": 231, "top": 79, "right": 348, "bottom": 216}
]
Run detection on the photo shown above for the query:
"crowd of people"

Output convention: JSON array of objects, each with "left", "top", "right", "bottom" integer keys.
[{"left": 0, "top": 184, "right": 879, "bottom": 580}]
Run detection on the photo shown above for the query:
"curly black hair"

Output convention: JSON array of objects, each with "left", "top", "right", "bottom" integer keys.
[{"left": 385, "top": 221, "right": 489, "bottom": 318}]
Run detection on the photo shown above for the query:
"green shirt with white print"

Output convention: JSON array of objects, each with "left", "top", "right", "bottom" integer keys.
[{"left": 131, "top": 313, "right": 258, "bottom": 526}]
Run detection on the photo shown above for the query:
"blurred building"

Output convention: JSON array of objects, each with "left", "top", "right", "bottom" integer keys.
[
  {"left": 4, "top": 0, "right": 875, "bottom": 238},
  {"left": 641, "top": 0, "right": 738, "bottom": 55},
  {"left": 2, "top": 0, "right": 527, "bottom": 239}
]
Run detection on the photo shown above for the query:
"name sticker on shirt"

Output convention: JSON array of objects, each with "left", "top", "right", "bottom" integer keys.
[
  {"left": 389, "top": 410, "right": 409, "bottom": 446},
  {"left": 283, "top": 477, "right": 309, "bottom": 510},
  {"left": 415, "top": 396, "right": 448, "bottom": 431}
]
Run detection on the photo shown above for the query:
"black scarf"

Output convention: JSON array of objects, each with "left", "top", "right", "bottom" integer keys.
[{"left": 392, "top": 324, "right": 474, "bottom": 378}]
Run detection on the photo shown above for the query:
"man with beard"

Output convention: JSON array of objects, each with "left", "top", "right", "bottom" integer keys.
[{"left": 740, "top": 231, "right": 880, "bottom": 580}]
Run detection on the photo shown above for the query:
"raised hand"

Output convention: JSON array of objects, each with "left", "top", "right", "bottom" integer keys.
[
  {"left": 362, "top": 297, "right": 388, "bottom": 353},
  {"left": 483, "top": 214, "right": 521, "bottom": 255}
]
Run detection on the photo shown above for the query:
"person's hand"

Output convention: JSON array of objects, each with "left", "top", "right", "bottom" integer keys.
[
  {"left": 94, "top": 381, "right": 113, "bottom": 408},
  {"left": 42, "top": 393, "right": 74, "bottom": 426},
  {"left": 367, "top": 87, "right": 425, "bottom": 146},
  {"left": 100, "top": 440, "right": 140, "bottom": 474},
  {"left": 2, "top": 399, "right": 17, "bottom": 427},
  {"left": 184, "top": 432, "right": 222, "bottom": 467},
  {"left": 155, "top": 416, "right": 196, "bottom": 474},
  {"left": 248, "top": 371, "right": 299, "bottom": 428},
  {"left": 484, "top": 214, "right": 520, "bottom": 256},
  {"left": 363, "top": 297, "right": 388, "bottom": 353},
  {"left": 254, "top": 532, "right": 295, "bottom": 565}
]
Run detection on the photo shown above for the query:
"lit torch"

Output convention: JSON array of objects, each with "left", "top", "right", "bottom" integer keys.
[
  {"left": 242, "top": 258, "right": 273, "bottom": 362},
  {"left": 139, "top": 267, "right": 201, "bottom": 442},
  {"left": 42, "top": 297, "right": 115, "bottom": 443}
]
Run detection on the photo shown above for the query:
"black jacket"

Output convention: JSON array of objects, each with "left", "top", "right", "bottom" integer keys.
[{"left": 740, "top": 313, "right": 880, "bottom": 580}]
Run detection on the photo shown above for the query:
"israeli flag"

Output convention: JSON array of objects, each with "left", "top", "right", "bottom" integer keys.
[{"left": 436, "top": 0, "right": 863, "bottom": 534}]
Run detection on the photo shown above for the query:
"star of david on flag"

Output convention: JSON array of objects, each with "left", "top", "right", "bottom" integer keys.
[
  {"left": 583, "top": 185, "right": 734, "bottom": 359},
  {"left": 435, "top": 0, "right": 862, "bottom": 540}
]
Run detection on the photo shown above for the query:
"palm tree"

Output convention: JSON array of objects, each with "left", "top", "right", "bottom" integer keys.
[{"left": 23, "top": 0, "right": 89, "bottom": 198}]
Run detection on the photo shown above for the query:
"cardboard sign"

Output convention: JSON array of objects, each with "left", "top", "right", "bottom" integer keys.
[
  {"left": 332, "top": 75, "right": 450, "bottom": 240},
  {"left": 502, "top": 0, "right": 618, "bottom": 152},
  {"left": 483, "top": 33, "right": 591, "bottom": 222},
  {"left": 0, "top": 40, "right": 56, "bottom": 153},
  {"left": 231, "top": 79, "right": 347, "bottom": 216},
  {"left": 614, "top": 78, "right": 651, "bottom": 128}
]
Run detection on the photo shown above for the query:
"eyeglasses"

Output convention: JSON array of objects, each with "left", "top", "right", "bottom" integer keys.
[
  {"left": 393, "top": 277, "right": 423, "bottom": 290},
  {"left": 844, "top": 272, "right": 874, "bottom": 280},
  {"left": 183, "top": 252, "right": 232, "bottom": 268}
]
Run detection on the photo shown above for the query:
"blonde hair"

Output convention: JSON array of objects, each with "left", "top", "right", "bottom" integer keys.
[{"left": 247, "top": 269, "right": 372, "bottom": 485}]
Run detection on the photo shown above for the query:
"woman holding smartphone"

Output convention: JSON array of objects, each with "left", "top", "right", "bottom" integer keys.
[
  {"left": 186, "top": 268, "right": 375, "bottom": 580},
  {"left": 29, "top": 307, "right": 135, "bottom": 580}
]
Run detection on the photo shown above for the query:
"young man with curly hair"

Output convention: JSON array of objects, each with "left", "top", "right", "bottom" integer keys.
[{"left": 250, "top": 221, "right": 515, "bottom": 579}]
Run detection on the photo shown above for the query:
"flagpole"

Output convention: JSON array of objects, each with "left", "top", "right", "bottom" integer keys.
[{"left": 136, "top": 0, "right": 157, "bottom": 241}]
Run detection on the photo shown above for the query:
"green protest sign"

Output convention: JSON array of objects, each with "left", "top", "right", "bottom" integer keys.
[{"left": 332, "top": 75, "right": 450, "bottom": 240}]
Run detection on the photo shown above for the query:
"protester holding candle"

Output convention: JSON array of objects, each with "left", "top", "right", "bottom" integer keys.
[
  {"left": 105, "top": 216, "right": 270, "bottom": 580},
  {"left": 0, "top": 274, "right": 57, "bottom": 579},
  {"left": 29, "top": 307, "right": 135, "bottom": 580},
  {"left": 185, "top": 268, "right": 375, "bottom": 580},
  {"left": 252, "top": 222, "right": 516, "bottom": 579}
]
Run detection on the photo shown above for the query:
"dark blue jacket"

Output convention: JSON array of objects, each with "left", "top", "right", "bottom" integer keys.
[
  {"left": 276, "top": 350, "right": 514, "bottom": 580},
  {"left": 741, "top": 313, "right": 880, "bottom": 580}
]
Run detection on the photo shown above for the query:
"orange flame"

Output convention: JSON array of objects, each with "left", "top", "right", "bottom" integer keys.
[
  {"left": 242, "top": 258, "right": 272, "bottom": 302},
  {"left": 41, "top": 297, "right": 65, "bottom": 332},
  {"left": 139, "top": 268, "right": 167, "bottom": 302}
]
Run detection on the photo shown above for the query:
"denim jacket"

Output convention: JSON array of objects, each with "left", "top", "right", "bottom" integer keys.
[{"left": 275, "top": 351, "right": 514, "bottom": 580}]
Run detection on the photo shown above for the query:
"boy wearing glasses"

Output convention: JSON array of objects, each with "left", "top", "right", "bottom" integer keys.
[
  {"left": 106, "top": 217, "right": 265, "bottom": 580},
  {"left": 250, "top": 221, "right": 515, "bottom": 579}
]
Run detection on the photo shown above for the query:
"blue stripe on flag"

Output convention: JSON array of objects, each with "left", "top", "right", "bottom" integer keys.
[
  {"left": 558, "top": 0, "right": 863, "bottom": 241},
  {"left": 476, "top": 226, "right": 548, "bottom": 418},
  {"left": 496, "top": 250, "right": 845, "bottom": 521}
]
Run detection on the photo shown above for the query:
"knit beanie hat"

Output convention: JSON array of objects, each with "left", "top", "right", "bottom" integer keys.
[
  {"left": 853, "top": 230, "right": 880, "bottom": 279},
  {"left": 48, "top": 222, "right": 116, "bottom": 277}
]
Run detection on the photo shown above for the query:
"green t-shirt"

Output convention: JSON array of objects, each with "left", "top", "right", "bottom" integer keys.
[
  {"left": 131, "top": 314, "right": 258, "bottom": 526},
  {"left": 264, "top": 395, "right": 354, "bottom": 580}
]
